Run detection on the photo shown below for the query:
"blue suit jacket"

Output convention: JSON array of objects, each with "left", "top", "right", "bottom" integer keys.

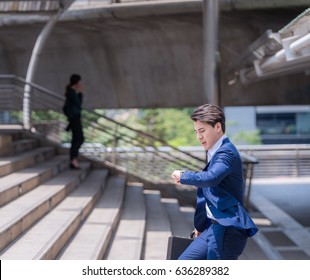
[{"left": 180, "top": 138, "right": 258, "bottom": 237}]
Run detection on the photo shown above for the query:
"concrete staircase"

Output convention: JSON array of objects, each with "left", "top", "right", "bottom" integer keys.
[
  {"left": 3, "top": 126, "right": 298, "bottom": 260},
  {"left": 0, "top": 127, "right": 196, "bottom": 260}
]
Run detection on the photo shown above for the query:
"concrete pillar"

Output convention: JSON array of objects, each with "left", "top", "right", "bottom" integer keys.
[{"left": 202, "top": 0, "right": 220, "bottom": 105}]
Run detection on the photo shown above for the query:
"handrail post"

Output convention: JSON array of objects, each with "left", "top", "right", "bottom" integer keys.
[
  {"left": 244, "top": 163, "right": 254, "bottom": 210},
  {"left": 112, "top": 124, "right": 119, "bottom": 165},
  {"left": 296, "top": 148, "right": 300, "bottom": 177},
  {"left": 23, "top": 82, "right": 32, "bottom": 129}
]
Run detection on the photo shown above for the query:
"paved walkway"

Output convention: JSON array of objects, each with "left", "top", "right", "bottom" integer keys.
[
  {"left": 247, "top": 177, "right": 310, "bottom": 259},
  {"left": 251, "top": 177, "right": 310, "bottom": 227}
]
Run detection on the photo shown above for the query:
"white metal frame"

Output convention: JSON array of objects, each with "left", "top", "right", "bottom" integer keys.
[
  {"left": 236, "top": 8, "right": 310, "bottom": 85},
  {"left": 22, "top": 1, "right": 75, "bottom": 129}
]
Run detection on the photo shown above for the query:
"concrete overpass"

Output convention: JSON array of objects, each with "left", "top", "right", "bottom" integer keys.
[{"left": 0, "top": 0, "right": 310, "bottom": 109}]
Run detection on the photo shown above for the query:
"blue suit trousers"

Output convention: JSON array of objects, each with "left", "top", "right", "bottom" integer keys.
[{"left": 178, "top": 223, "right": 248, "bottom": 260}]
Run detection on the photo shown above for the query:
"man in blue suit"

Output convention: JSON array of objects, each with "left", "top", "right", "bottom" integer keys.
[{"left": 172, "top": 104, "right": 258, "bottom": 260}]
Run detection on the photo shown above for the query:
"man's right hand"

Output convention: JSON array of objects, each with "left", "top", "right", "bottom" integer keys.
[{"left": 194, "top": 229, "right": 201, "bottom": 238}]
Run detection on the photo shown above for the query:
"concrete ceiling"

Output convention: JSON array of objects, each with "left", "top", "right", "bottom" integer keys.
[{"left": 0, "top": 1, "right": 309, "bottom": 109}]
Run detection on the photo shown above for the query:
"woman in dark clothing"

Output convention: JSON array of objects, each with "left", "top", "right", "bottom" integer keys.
[{"left": 63, "top": 74, "right": 85, "bottom": 169}]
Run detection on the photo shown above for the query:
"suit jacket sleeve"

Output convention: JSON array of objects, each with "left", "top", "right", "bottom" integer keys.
[{"left": 180, "top": 149, "right": 235, "bottom": 188}]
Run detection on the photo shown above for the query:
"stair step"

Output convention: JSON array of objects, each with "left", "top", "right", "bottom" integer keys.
[
  {"left": 0, "top": 134, "right": 39, "bottom": 157},
  {"left": 143, "top": 190, "right": 172, "bottom": 260},
  {"left": 250, "top": 189, "right": 310, "bottom": 258},
  {"left": 161, "top": 198, "right": 193, "bottom": 237},
  {"left": 11, "top": 138, "right": 39, "bottom": 155},
  {"left": 0, "top": 130, "right": 23, "bottom": 146},
  {"left": 0, "top": 146, "right": 55, "bottom": 178},
  {"left": 179, "top": 206, "right": 195, "bottom": 230},
  {"left": 59, "top": 174, "right": 125, "bottom": 260},
  {"left": 0, "top": 169, "right": 107, "bottom": 259},
  {"left": 240, "top": 236, "right": 270, "bottom": 260},
  {"left": 0, "top": 133, "right": 13, "bottom": 156},
  {"left": 0, "top": 155, "right": 69, "bottom": 207},
  {"left": 106, "top": 182, "right": 146, "bottom": 260},
  {"left": 0, "top": 162, "right": 91, "bottom": 252}
]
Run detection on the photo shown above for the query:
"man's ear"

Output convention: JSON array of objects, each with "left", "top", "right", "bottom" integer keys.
[{"left": 215, "top": 122, "right": 222, "bottom": 132}]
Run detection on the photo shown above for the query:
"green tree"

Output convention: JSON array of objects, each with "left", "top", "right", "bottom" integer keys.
[{"left": 137, "top": 108, "right": 197, "bottom": 146}]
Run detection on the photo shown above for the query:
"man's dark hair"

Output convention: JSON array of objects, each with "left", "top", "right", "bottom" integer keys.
[{"left": 191, "top": 104, "right": 226, "bottom": 133}]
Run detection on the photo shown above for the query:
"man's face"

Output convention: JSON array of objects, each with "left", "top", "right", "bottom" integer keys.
[{"left": 194, "top": 120, "right": 223, "bottom": 150}]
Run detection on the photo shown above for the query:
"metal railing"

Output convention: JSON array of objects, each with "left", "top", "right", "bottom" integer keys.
[
  {"left": 238, "top": 144, "right": 310, "bottom": 178},
  {"left": 0, "top": 74, "right": 257, "bottom": 208}
]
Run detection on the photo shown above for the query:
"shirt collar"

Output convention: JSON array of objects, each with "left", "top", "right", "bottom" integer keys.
[{"left": 207, "top": 135, "right": 227, "bottom": 162}]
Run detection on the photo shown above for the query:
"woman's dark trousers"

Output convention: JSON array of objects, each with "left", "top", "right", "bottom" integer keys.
[{"left": 69, "top": 116, "right": 84, "bottom": 160}]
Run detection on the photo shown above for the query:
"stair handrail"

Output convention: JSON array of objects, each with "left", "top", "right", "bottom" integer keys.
[
  {"left": 0, "top": 74, "right": 257, "bottom": 203},
  {"left": 0, "top": 74, "right": 206, "bottom": 170}
]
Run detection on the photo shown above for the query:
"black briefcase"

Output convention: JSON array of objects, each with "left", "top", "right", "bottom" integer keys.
[{"left": 166, "top": 235, "right": 194, "bottom": 260}]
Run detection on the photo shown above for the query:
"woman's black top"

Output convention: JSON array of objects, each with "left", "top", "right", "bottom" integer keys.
[{"left": 63, "top": 88, "right": 83, "bottom": 120}]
